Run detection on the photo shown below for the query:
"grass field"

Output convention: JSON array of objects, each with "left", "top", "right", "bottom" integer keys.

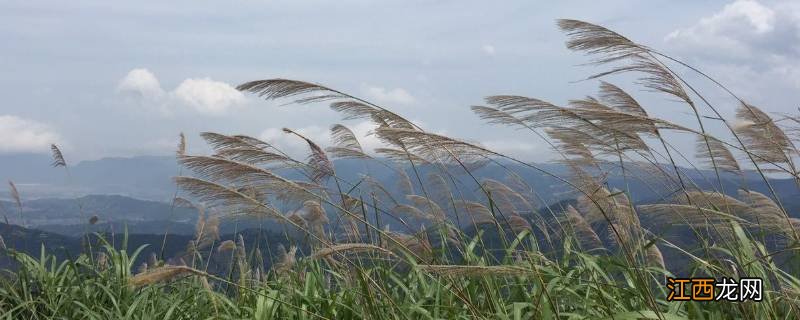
[{"left": 1, "top": 19, "right": 799, "bottom": 319}]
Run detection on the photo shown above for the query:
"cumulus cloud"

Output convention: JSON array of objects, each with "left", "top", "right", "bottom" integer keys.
[
  {"left": 173, "top": 78, "right": 246, "bottom": 115},
  {"left": 361, "top": 84, "right": 415, "bottom": 105},
  {"left": 664, "top": 0, "right": 800, "bottom": 97},
  {"left": 117, "top": 68, "right": 246, "bottom": 115},
  {"left": 0, "top": 115, "right": 61, "bottom": 153},
  {"left": 482, "top": 44, "right": 496, "bottom": 56},
  {"left": 117, "top": 68, "right": 164, "bottom": 99},
  {"left": 665, "top": 0, "right": 800, "bottom": 60}
]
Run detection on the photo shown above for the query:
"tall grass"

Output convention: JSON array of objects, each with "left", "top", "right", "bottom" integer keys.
[{"left": 1, "top": 19, "right": 800, "bottom": 319}]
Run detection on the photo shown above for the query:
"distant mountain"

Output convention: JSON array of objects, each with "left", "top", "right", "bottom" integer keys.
[
  {"left": 0, "top": 194, "right": 196, "bottom": 227},
  {"left": 0, "top": 154, "right": 179, "bottom": 201},
  {"left": 1, "top": 154, "right": 798, "bottom": 235}
]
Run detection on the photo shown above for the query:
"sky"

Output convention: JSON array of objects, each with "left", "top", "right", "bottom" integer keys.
[{"left": 2, "top": 0, "right": 799, "bottom": 163}]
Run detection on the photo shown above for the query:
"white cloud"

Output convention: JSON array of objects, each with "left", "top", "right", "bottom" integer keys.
[
  {"left": 663, "top": 0, "right": 800, "bottom": 99},
  {"left": 665, "top": 0, "right": 797, "bottom": 59},
  {"left": 0, "top": 115, "right": 61, "bottom": 153},
  {"left": 482, "top": 44, "right": 496, "bottom": 56},
  {"left": 172, "top": 78, "right": 246, "bottom": 115},
  {"left": 117, "top": 68, "right": 246, "bottom": 116},
  {"left": 361, "top": 84, "right": 415, "bottom": 105},
  {"left": 117, "top": 68, "right": 164, "bottom": 99}
]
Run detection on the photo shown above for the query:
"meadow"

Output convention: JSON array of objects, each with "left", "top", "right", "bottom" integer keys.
[{"left": 1, "top": 19, "right": 799, "bottom": 319}]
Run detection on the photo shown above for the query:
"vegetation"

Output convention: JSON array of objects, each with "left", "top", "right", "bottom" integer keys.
[{"left": 2, "top": 19, "right": 800, "bottom": 319}]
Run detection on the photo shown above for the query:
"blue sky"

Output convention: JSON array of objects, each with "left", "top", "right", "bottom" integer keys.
[{"left": 2, "top": 0, "right": 798, "bottom": 162}]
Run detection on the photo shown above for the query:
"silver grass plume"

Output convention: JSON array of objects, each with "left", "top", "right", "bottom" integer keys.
[
  {"left": 735, "top": 103, "right": 794, "bottom": 166},
  {"left": 557, "top": 19, "right": 646, "bottom": 64},
  {"left": 406, "top": 194, "right": 446, "bottom": 222},
  {"left": 283, "top": 128, "right": 335, "bottom": 183},
  {"left": 695, "top": 136, "right": 740, "bottom": 173},
  {"left": 395, "top": 169, "right": 414, "bottom": 196},
  {"left": 177, "top": 132, "right": 186, "bottom": 156},
  {"left": 374, "top": 148, "right": 431, "bottom": 165},
  {"left": 326, "top": 124, "right": 371, "bottom": 160},
  {"left": 561, "top": 205, "right": 604, "bottom": 252},
  {"left": 50, "top": 144, "right": 67, "bottom": 167},
  {"left": 8, "top": 181, "right": 21, "bottom": 213}
]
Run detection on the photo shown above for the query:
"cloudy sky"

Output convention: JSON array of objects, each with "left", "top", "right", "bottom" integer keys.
[{"left": 2, "top": 0, "right": 799, "bottom": 162}]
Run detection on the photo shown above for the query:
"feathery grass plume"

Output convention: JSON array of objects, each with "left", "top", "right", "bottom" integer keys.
[
  {"left": 326, "top": 124, "right": 370, "bottom": 160},
  {"left": 645, "top": 243, "right": 665, "bottom": 269},
  {"left": 285, "top": 210, "right": 307, "bottom": 230},
  {"left": 598, "top": 81, "right": 649, "bottom": 117},
  {"left": 238, "top": 78, "right": 419, "bottom": 131},
  {"left": 557, "top": 19, "right": 646, "bottom": 64},
  {"left": 374, "top": 127, "right": 491, "bottom": 168},
  {"left": 192, "top": 205, "right": 220, "bottom": 250},
  {"left": 235, "top": 234, "right": 248, "bottom": 279},
  {"left": 137, "top": 262, "right": 148, "bottom": 274},
  {"left": 302, "top": 200, "right": 329, "bottom": 225},
  {"left": 425, "top": 172, "right": 452, "bottom": 205},
  {"left": 173, "top": 197, "right": 194, "bottom": 208},
  {"left": 359, "top": 174, "right": 399, "bottom": 204},
  {"left": 455, "top": 200, "right": 496, "bottom": 227},
  {"left": 381, "top": 229, "right": 432, "bottom": 261},
  {"left": 483, "top": 96, "right": 574, "bottom": 128},
  {"left": 395, "top": 169, "right": 414, "bottom": 196},
  {"left": 590, "top": 55, "right": 694, "bottom": 107},
  {"left": 561, "top": 205, "right": 604, "bottom": 251},
  {"left": 406, "top": 195, "right": 445, "bottom": 221},
  {"left": 372, "top": 148, "right": 429, "bottom": 167},
  {"left": 216, "top": 240, "right": 235, "bottom": 252},
  {"left": 174, "top": 176, "right": 284, "bottom": 220},
  {"left": 483, "top": 95, "right": 651, "bottom": 154},
  {"left": 735, "top": 103, "right": 794, "bottom": 166},
  {"left": 506, "top": 215, "right": 532, "bottom": 234},
  {"left": 696, "top": 135, "right": 740, "bottom": 173},
  {"left": 674, "top": 191, "right": 750, "bottom": 217},
  {"left": 393, "top": 204, "right": 435, "bottom": 223},
  {"left": 96, "top": 252, "right": 108, "bottom": 271},
  {"left": 177, "top": 132, "right": 186, "bottom": 156},
  {"left": 637, "top": 204, "right": 748, "bottom": 227},
  {"left": 481, "top": 179, "right": 535, "bottom": 212},
  {"left": 310, "top": 243, "right": 393, "bottom": 260},
  {"left": 50, "top": 144, "right": 67, "bottom": 167},
  {"left": 470, "top": 105, "right": 528, "bottom": 128},
  {"left": 271, "top": 180, "right": 326, "bottom": 204},
  {"left": 201, "top": 132, "right": 267, "bottom": 152},
  {"left": 417, "top": 264, "right": 535, "bottom": 277},
  {"left": 7, "top": 181, "right": 22, "bottom": 226},
  {"left": 302, "top": 200, "right": 329, "bottom": 242},
  {"left": 129, "top": 265, "right": 203, "bottom": 288},
  {"left": 331, "top": 101, "right": 417, "bottom": 130},
  {"left": 236, "top": 79, "right": 347, "bottom": 103},
  {"left": 283, "top": 128, "right": 335, "bottom": 183},
  {"left": 272, "top": 244, "right": 297, "bottom": 274},
  {"left": 178, "top": 154, "right": 282, "bottom": 185},
  {"left": 545, "top": 127, "right": 598, "bottom": 166},
  {"left": 738, "top": 189, "right": 784, "bottom": 220},
  {"left": 8, "top": 181, "right": 21, "bottom": 209},
  {"left": 201, "top": 132, "right": 294, "bottom": 167}
]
